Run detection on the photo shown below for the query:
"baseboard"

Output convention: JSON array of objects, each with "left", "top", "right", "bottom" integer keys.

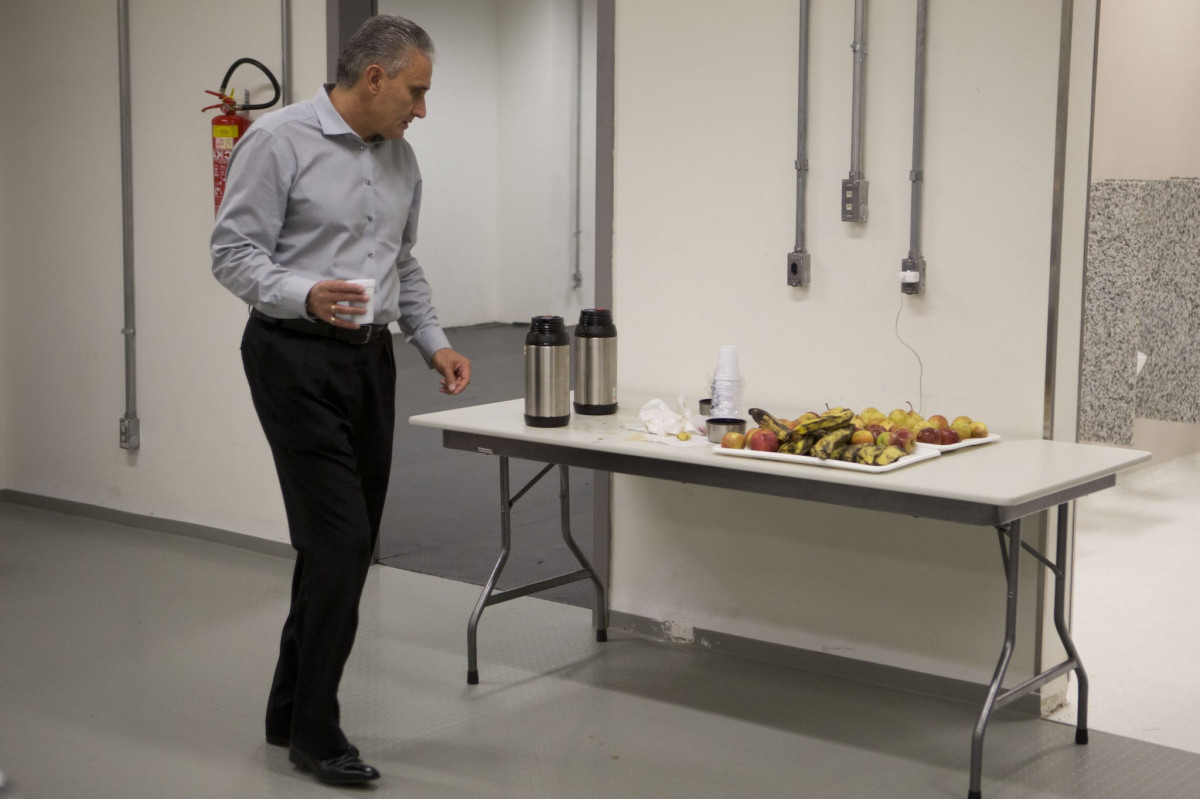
[
  {"left": 610, "top": 610, "right": 1041, "bottom": 716},
  {"left": 0, "top": 489, "right": 295, "bottom": 561}
]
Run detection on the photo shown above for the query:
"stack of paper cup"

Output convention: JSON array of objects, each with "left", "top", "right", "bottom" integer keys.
[{"left": 710, "top": 345, "right": 743, "bottom": 417}]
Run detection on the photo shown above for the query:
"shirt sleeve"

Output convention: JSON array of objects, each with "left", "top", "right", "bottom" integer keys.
[
  {"left": 210, "top": 127, "right": 316, "bottom": 318},
  {"left": 392, "top": 177, "right": 453, "bottom": 363}
]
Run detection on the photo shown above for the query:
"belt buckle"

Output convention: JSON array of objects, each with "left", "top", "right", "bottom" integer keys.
[{"left": 358, "top": 324, "right": 373, "bottom": 344}]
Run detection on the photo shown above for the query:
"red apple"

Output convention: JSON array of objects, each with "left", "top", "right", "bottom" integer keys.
[
  {"left": 888, "top": 427, "right": 915, "bottom": 453},
  {"left": 746, "top": 428, "right": 780, "bottom": 452},
  {"left": 938, "top": 428, "right": 961, "bottom": 445},
  {"left": 916, "top": 426, "right": 940, "bottom": 444},
  {"left": 927, "top": 414, "right": 949, "bottom": 429},
  {"left": 721, "top": 432, "right": 746, "bottom": 449},
  {"left": 866, "top": 423, "right": 886, "bottom": 439}
]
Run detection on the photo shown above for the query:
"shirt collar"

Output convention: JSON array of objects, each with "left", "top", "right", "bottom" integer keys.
[{"left": 313, "top": 84, "right": 361, "bottom": 140}]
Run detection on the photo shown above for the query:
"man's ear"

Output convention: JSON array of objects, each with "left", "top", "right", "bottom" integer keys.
[{"left": 363, "top": 64, "right": 385, "bottom": 93}]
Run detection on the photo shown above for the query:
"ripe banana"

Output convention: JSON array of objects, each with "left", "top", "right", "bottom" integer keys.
[
  {"left": 841, "top": 443, "right": 869, "bottom": 462},
  {"left": 747, "top": 408, "right": 792, "bottom": 440},
  {"left": 855, "top": 444, "right": 885, "bottom": 465},
  {"left": 779, "top": 434, "right": 817, "bottom": 456},
  {"left": 790, "top": 409, "right": 854, "bottom": 437},
  {"left": 812, "top": 427, "right": 853, "bottom": 459},
  {"left": 874, "top": 445, "right": 906, "bottom": 466}
]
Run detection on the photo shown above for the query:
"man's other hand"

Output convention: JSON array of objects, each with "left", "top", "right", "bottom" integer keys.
[{"left": 431, "top": 348, "right": 471, "bottom": 395}]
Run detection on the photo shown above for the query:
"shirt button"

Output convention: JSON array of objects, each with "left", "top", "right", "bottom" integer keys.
[
  {"left": 368, "top": 252, "right": 374, "bottom": 259},
  {"left": 360, "top": 144, "right": 366, "bottom": 150},
  {"left": 367, "top": 215, "right": 373, "bottom": 222},
  {"left": 365, "top": 179, "right": 372, "bottom": 186}
]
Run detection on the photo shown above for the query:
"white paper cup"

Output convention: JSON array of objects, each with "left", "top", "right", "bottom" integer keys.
[
  {"left": 715, "top": 344, "right": 739, "bottom": 378},
  {"left": 336, "top": 278, "right": 376, "bottom": 324}
]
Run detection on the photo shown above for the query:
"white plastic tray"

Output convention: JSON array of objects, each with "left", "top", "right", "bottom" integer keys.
[
  {"left": 915, "top": 434, "right": 1002, "bottom": 452},
  {"left": 711, "top": 443, "right": 941, "bottom": 473}
]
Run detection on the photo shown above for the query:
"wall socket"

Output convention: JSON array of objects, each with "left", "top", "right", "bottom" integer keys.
[{"left": 841, "top": 178, "right": 868, "bottom": 222}]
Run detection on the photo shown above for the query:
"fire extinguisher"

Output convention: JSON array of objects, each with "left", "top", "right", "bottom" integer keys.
[{"left": 203, "top": 58, "right": 280, "bottom": 216}]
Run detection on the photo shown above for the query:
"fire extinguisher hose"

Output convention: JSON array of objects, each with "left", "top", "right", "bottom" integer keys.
[{"left": 219, "top": 57, "right": 281, "bottom": 111}]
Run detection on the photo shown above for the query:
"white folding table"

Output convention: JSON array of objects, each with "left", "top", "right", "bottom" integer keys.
[{"left": 411, "top": 398, "right": 1150, "bottom": 799}]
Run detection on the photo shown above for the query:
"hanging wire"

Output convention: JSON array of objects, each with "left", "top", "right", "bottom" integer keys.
[{"left": 894, "top": 294, "right": 925, "bottom": 415}]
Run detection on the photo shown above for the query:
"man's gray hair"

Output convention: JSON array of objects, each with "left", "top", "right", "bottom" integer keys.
[{"left": 336, "top": 15, "right": 434, "bottom": 88}]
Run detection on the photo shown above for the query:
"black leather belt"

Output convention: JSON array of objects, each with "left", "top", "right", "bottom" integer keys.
[{"left": 250, "top": 308, "right": 391, "bottom": 344}]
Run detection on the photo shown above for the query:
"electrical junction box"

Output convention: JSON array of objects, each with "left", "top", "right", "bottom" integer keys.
[
  {"left": 787, "top": 250, "right": 811, "bottom": 287},
  {"left": 901, "top": 256, "right": 926, "bottom": 295},
  {"left": 841, "top": 178, "right": 868, "bottom": 222}
]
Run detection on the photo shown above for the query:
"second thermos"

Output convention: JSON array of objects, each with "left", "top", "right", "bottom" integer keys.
[
  {"left": 573, "top": 308, "right": 618, "bottom": 415},
  {"left": 524, "top": 315, "right": 571, "bottom": 427}
]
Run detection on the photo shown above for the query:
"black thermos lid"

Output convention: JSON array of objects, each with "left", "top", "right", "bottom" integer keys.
[
  {"left": 575, "top": 308, "right": 616, "bottom": 338},
  {"left": 526, "top": 315, "right": 569, "bottom": 346}
]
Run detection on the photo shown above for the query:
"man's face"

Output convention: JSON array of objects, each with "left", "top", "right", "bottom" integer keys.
[{"left": 372, "top": 51, "right": 431, "bottom": 140}]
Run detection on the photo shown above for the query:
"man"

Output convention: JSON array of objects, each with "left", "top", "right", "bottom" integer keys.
[{"left": 211, "top": 15, "right": 470, "bottom": 785}]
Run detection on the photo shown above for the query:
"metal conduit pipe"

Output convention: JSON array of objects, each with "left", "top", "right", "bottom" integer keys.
[
  {"left": 117, "top": 0, "right": 139, "bottom": 450},
  {"left": 281, "top": 0, "right": 292, "bottom": 105},
  {"left": 842, "top": 0, "right": 868, "bottom": 222},
  {"left": 787, "top": 0, "right": 812, "bottom": 288},
  {"left": 901, "top": 0, "right": 929, "bottom": 295},
  {"left": 571, "top": 0, "right": 584, "bottom": 290}
]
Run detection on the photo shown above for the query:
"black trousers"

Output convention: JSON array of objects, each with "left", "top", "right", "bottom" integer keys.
[{"left": 241, "top": 316, "right": 396, "bottom": 758}]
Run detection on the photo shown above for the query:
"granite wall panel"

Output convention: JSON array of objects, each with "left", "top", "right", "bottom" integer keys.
[{"left": 1079, "top": 178, "right": 1200, "bottom": 445}]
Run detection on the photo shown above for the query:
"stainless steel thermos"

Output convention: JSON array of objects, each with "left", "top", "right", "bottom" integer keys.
[
  {"left": 573, "top": 308, "right": 618, "bottom": 415},
  {"left": 524, "top": 315, "right": 571, "bottom": 427}
]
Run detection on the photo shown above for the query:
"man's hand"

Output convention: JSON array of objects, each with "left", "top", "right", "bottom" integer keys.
[
  {"left": 306, "top": 280, "right": 370, "bottom": 327},
  {"left": 431, "top": 348, "right": 471, "bottom": 395}
]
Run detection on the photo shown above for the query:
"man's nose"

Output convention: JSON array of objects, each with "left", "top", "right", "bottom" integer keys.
[{"left": 413, "top": 99, "right": 426, "bottom": 119}]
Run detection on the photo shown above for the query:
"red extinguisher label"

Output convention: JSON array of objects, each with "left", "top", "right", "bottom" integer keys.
[{"left": 211, "top": 118, "right": 247, "bottom": 216}]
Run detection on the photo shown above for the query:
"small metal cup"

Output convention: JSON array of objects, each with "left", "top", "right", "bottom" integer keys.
[{"left": 706, "top": 417, "right": 747, "bottom": 443}]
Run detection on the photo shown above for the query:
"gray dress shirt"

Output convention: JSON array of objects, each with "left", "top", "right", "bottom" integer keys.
[{"left": 211, "top": 85, "right": 452, "bottom": 362}]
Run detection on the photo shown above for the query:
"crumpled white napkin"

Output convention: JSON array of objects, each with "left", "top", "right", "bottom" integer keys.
[{"left": 630, "top": 394, "right": 706, "bottom": 437}]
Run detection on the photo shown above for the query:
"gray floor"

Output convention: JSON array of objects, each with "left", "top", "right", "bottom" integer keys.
[
  {"left": 3, "top": 502, "right": 1199, "bottom": 799},
  {"left": 381, "top": 323, "right": 595, "bottom": 608}
]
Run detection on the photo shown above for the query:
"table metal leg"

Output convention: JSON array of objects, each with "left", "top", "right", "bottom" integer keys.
[
  {"left": 466, "top": 457, "right": 609, "bottom": 685},
  {"left": 1052, "top": 502, "right": 1089, "bottom": 745},
  {"left": 968, "top": 506, "right": 1090, "bottom": 797},
  {"left": 467, "top": 456, "right": 516, "bottom": 684},
  {"left": 969, "top": 520, "right": 1021, "bottom": 799},
  {"left": 557, "top": 466, "right": 610, "bottom": 640}
]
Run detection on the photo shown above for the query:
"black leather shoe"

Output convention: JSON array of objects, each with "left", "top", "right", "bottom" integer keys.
[
  {"left": 267, "top": 735, "right": 358, "bottom": 758},
  {"left": 288, "top": 747, "right": 379, "bottom": 784}
]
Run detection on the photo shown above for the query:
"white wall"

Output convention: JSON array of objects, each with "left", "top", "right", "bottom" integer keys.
[
  {"left": 609, "top": 0, "right": 1091, "bottom": 684},
  {"left": 385, "top": 0, "right": 596, "bottom": 326},
  {"left": 1090, "top": 0, "right": 1200, "bottom": 461},
  {"left": 1091, "top": 0, "right": 1200, "bottom": 181},
  {"left": 0, "top": 0, "right": 328, "bottom": 543}
]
